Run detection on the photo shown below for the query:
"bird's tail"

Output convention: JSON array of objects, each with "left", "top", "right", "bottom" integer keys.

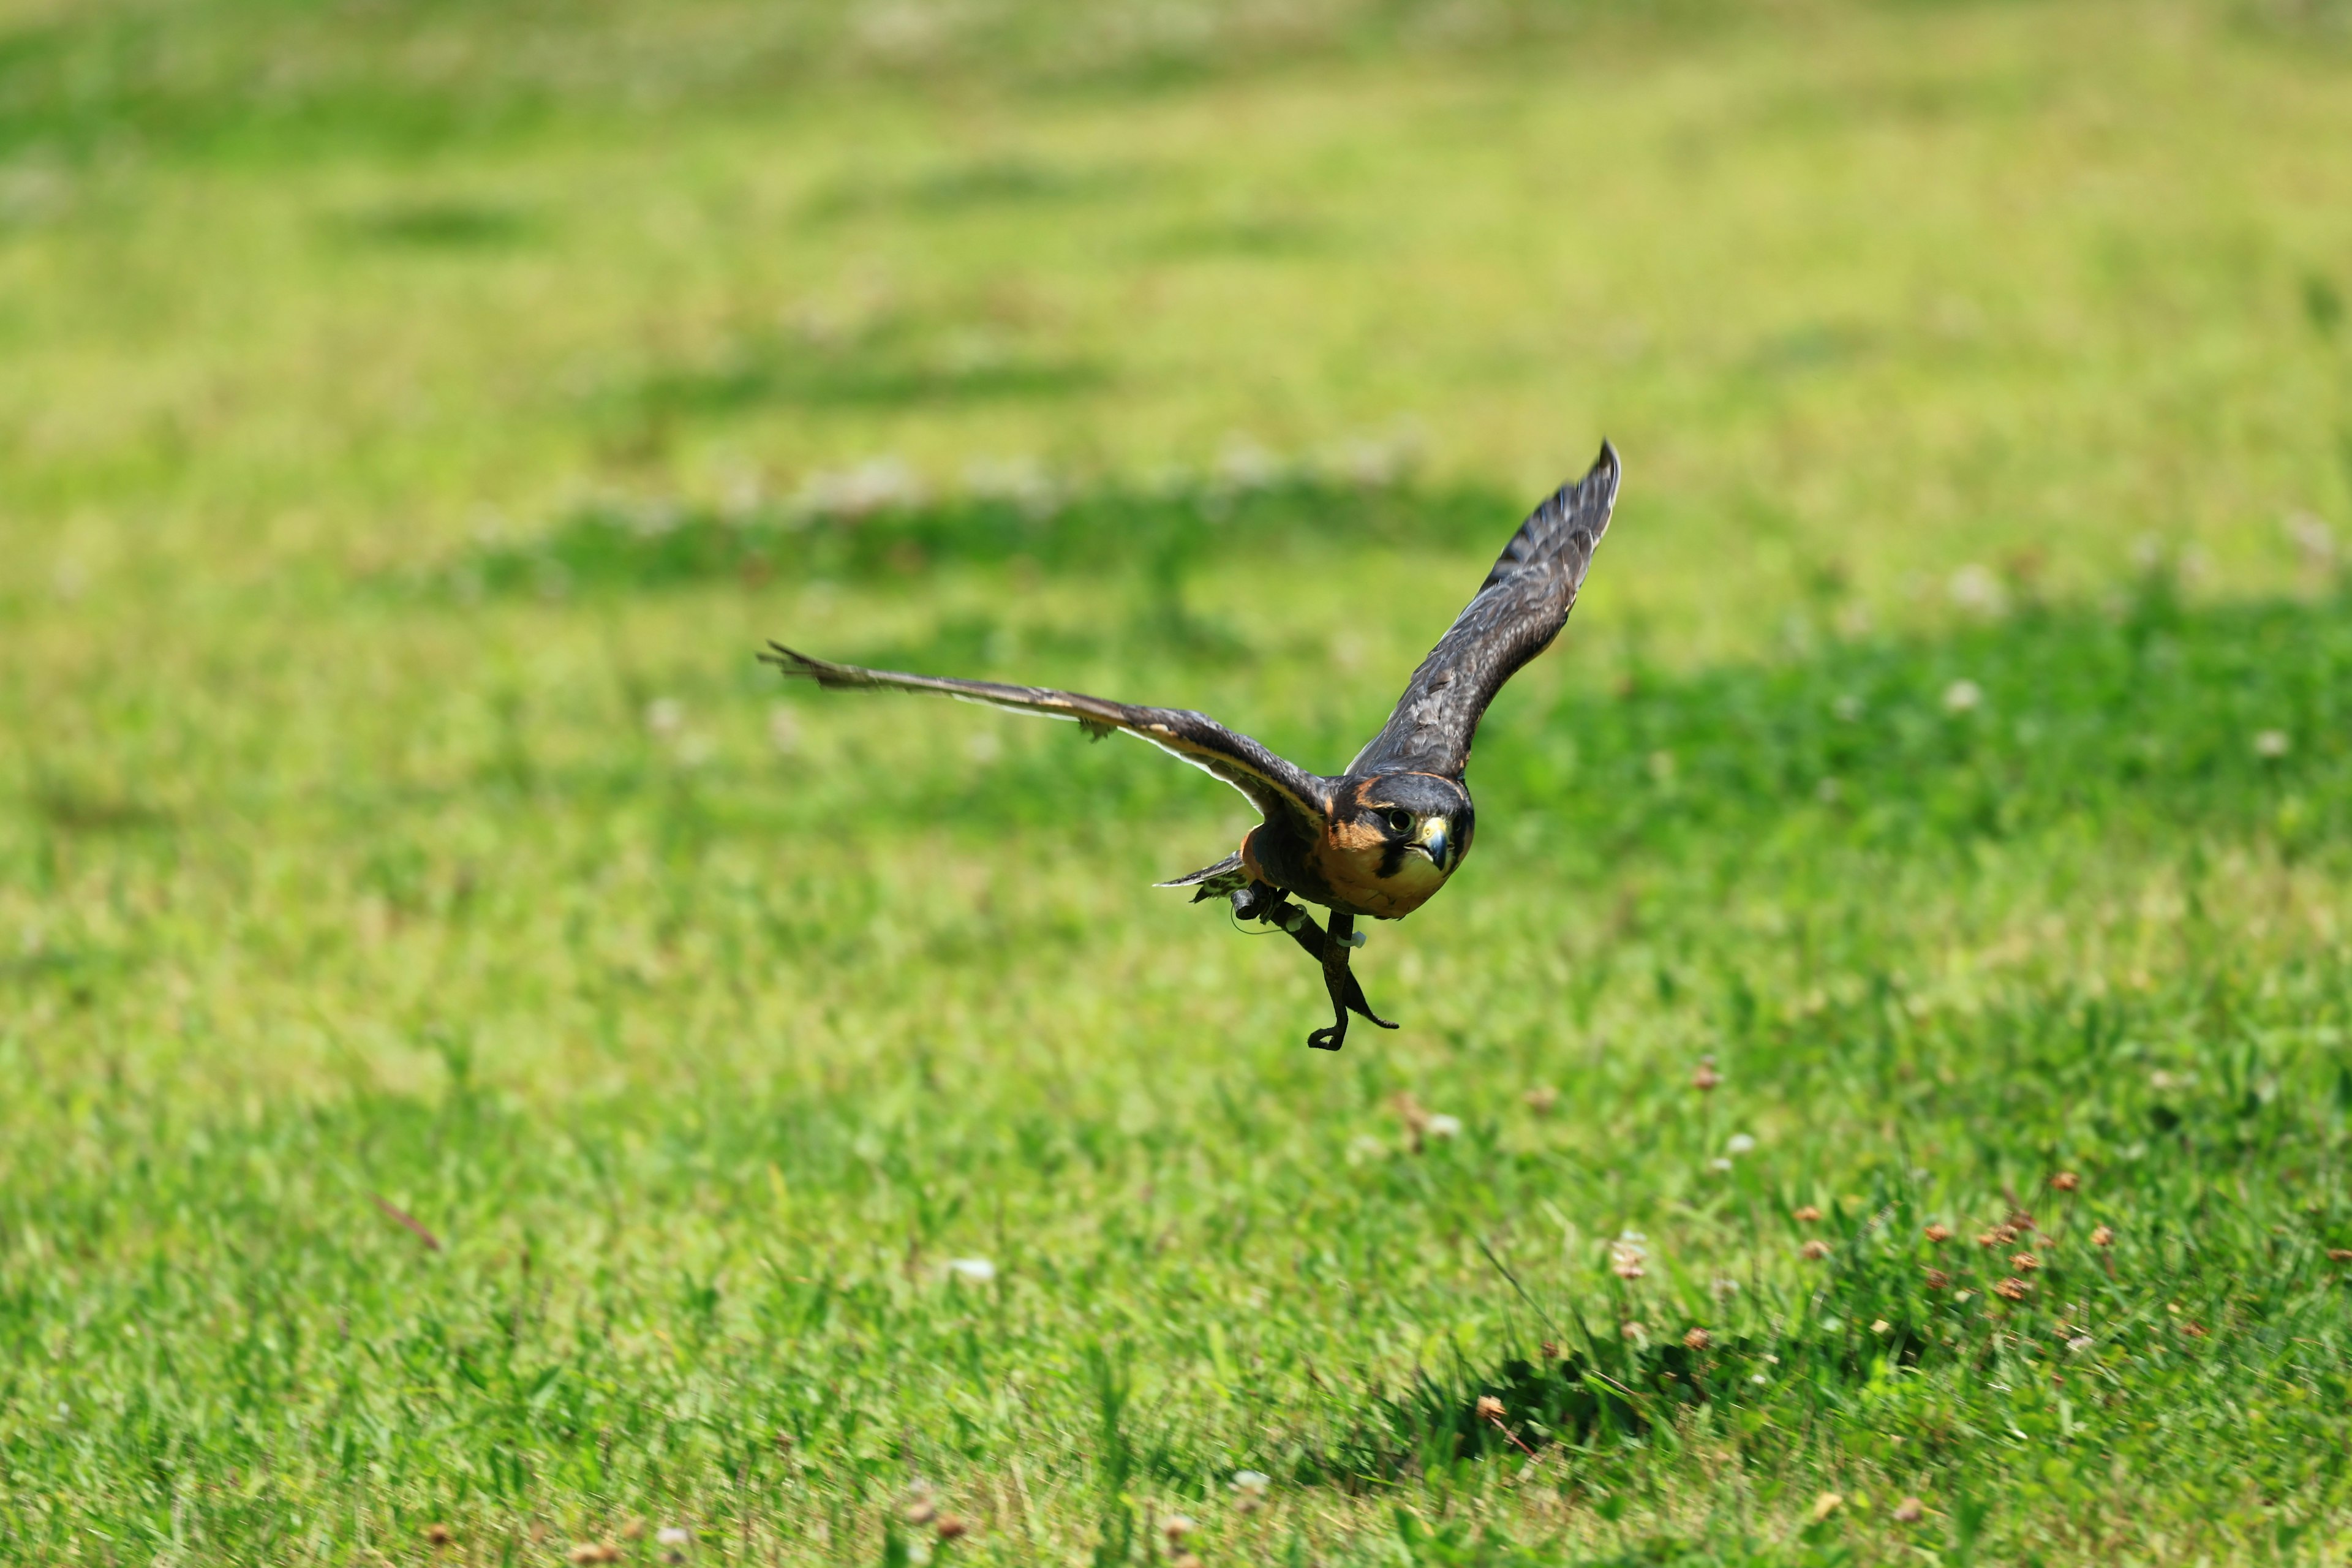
[{"left": 1156, "top": 852, "right": 1247, "bottom": 902}]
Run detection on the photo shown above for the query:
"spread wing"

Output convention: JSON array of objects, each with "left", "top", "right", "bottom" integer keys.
[
  {"left": 1347, "top": 442, "right": 1621, "bottom": 779},
  {"left": 761, "top": 644, "right": 1331, "bottom": 829}
]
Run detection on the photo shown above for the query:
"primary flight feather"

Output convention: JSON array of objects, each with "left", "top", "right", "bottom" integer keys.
[{"left": 764, "top": 441, "right": 1621, "bottom": 1049}]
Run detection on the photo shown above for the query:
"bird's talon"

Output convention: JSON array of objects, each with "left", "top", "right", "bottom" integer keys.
[{"left": 1308, "top": 1026, "right": 1344, "bottom": 1052}]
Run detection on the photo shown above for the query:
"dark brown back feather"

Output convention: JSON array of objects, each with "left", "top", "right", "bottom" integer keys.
[{"left": 1347, "top": 442, "right": 1621, "bottom": 779}]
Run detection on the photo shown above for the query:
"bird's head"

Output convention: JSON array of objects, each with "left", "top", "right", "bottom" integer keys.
[{"left": 1327, "top": 772, "right": 1474, "bottom": 911}]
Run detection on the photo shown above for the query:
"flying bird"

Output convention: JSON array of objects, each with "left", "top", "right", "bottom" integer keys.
[{"left": 763, "top": 442, "right": 1621, "bottom": 1050}]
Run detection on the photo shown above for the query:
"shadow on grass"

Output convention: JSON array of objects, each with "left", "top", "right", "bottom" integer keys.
[
  {"left": 802, "top": 156, "right": 1145, "bottom": 220},
  {"left": 434, "top": 472, "right": 1509, "bottom": 592},
  {"left": 747, "top": 568, "right": 2352, "bottom": 860},
  {"left": 330, "top": 200, "right": 541, "bottom": 249}
]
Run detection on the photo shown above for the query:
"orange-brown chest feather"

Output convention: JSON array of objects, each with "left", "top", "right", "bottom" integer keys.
[{"left": 1307, "top": 827, "right": 1450, "bottom": 919}]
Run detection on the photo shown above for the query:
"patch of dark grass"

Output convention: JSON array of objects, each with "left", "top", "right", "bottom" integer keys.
[
  {"left": 331, "top": 200, "right": 540, "bottom": 250},
  {"left": 770, "top": 573, "right": 2352, "bottom": 858},
  {"left": 802, "top": 156, "right": 1144, "bottom": 220},
  {"left": 436, "top": 473, "right": 1511, "bottom": 595}
]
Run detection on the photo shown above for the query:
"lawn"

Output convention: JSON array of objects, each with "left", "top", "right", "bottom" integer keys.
[{"left": 4, "top": 0, "right": 2352, "bottom": 1562}]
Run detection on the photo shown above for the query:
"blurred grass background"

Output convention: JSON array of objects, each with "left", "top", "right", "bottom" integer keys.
[{"left": 4, "top": 0, "right": 2352, "bottom": 1563}]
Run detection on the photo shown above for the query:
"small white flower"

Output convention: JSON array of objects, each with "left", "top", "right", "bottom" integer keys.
[
  {"left": 2254, "top": 729, "right": 2290, "bottom": 759},
  {"left": 1942, "top": 679, "right": 1982, "bottom": 714},
  {"left": 1947, "top": 564, "right": 2007, "bottom": 616},
  {"left": 646, "top": 698, "right": 685, "bottom": 737},
  {"left": 946, "top": 1257, "right": 996, "bottom": 1283},
  {"left": 1749, "top": 1372, "right": 1768, "bottom": 1386},
  {"left": 1708, "top": 1157, "right": 1733, "bottom": 1173},
  {"left": 657, "top": 1526, "right": 690, "bottom": 1547},
  {"left": 1231, "top": 1469, "right": 1270, "bottom": 1493},
  {"left": 2067, "top": 1335, "right": 2094, "bottom": 1352},
  {"left": 1423, "top": 1113, "right": 1461, "bottom": 1140},
  {"left": 1725, "top": 1133, "right": 1756, "bottom": 1156}
]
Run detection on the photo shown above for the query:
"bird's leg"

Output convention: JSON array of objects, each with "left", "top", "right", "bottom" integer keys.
[
  {"left": 1308, "top": 909, "right": 1359, "bottom": 1051},
  {"left": 1231, "top": 886, "right": 1400, "bottom": 1046}
]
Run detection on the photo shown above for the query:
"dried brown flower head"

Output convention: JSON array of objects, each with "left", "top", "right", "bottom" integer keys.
[
  {"left": 1683, "top": 1327, "right": 1711, "bottom": 1351},
  {"left": 2010, "top": 1253, "right": 2040, "bottom": 1272},
  {"left": 935, "top": 1516, "right": 969, "bottom": 1542},
  {"left": 2050, "top": 1172, "right": 2079, "bottom": 1192},
  {"left": 2180, "top": 1321, "right": 2207, "bottom": 1338},
  {"left": 2092, "top": 1226, "right": 2115, "bottom": 1248},
  {"left": 2327, "top": 1249, "right": 2352, "bottom": 1264},
  {"left": 1540, "top": 1340, "right": 1560, "bottom": 1361},
  {"left": 1893, "top": 1497, "right": 1925, "bottom": 1525},
  {"left": 1164, "top": 1515, "right": 1198, "bottom": 1544},
  {"left": 1923, "top": 1223, "right": 1952, "bottom": 1243},
  {"left": 904, "top": 1499, "right": 938, "bottom": 1526},
  {"left": 424, "top": 1524, "right": 453, "bottom": 1548},
  {"left": 1524, "top": 1085, "right": 1558, "bottom": 1115},
  {"left": 1800, "top": 1239, "right": 1833, "bottom": 1261},
  {"left": 1793, "top": 1205, "right": 1823, "bottom": 1223},
  {"left": 1691, "top": 1058, "right": 1721, "bottom": 1092},
  {"left": 1474, "top": 1395, "right": 1506, "bottom": 1422},
  {"left": 1923, "top": 1268, "right": 1950, "bottom": 1290},
  {"left": 568, "top": 1544, "right": 622, "bottom": 1566},
  {"left": 1994, "top": 1276, "right": 2029, "bottom": 1302},
  {"left": 1621, "top": 1321, "right": 1648, "bottom": 1340},
  {"left": 1977, "top": 1226, "right": 2015, "bottom": 1248},
  {"left": 621, "top": 1520, "right": 646, "bottom": 1542}
]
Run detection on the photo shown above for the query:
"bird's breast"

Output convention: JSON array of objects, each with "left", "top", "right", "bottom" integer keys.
[{"left": 1306, "top": 832, "right": 1452, "bottom": 920}]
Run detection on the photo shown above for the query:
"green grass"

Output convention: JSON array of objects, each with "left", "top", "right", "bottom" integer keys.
[{"left": 6, "top": 0, "right": 2352, "bottom": 1562}]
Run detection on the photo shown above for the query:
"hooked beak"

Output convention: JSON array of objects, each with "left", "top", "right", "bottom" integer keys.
[{"left": 1415, "top": 816, "right": 1456, "bottom": 873}]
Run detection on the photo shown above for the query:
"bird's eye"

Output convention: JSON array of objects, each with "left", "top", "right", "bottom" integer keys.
[{"left": 1384, "top": 809, "right": 1414, "bottom": 834}]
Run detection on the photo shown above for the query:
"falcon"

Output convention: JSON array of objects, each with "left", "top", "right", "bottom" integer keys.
[{"left": 763, "top": 442, "right": 1621, "bottom": 1050}]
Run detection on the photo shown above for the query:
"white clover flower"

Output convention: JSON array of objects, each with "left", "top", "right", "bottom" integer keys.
[
  {"left": 1947, "top": 564, "right": 2007, "bottom": 616},
  {"left": 657, "top": 1526, "right": 690, "bottom": 1547},
  {"left": 1231, "top": 1469, "right": 1270, "bottom": 1493},
  {"left": 1423, "top": 1113, "right": 1461, "bottom": 1140},
  {"left": 946, "top": 1257, "right": 996, "bottom": 1283},
  {"left": 1708, "top": 1157, "right": 1733, "bottom": 1173},
  {"left": 2254, "top": 729, "right": 2290, "bottom": 759},
  {"left": 1942, "top": 679, "right": 1982, "bottom": 714},
  {"left": 1725, "top": 1133, "right": 1756, "bottom": 1156}
]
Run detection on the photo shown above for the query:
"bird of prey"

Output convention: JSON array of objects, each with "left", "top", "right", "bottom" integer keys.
[{"left": 763, "top": 442, "right": 1621, "bottom": 1050}]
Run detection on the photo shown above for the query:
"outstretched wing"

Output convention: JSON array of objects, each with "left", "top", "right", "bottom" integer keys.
[
  {"left": 762, "top": 644, "right": 1331, "bottom": 829},
  {"left": 1346, "top": 442, "right": 1621, "bottom": 779}
]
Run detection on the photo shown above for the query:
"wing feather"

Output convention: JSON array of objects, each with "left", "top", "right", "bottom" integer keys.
[
  {"left": 761, "top": 644, "right": 1331, "bottom": 828},
  {"left": 1347, "top": 442, "right": 1621, "bottom": 778}
]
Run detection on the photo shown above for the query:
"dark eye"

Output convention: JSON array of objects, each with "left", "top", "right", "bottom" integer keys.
[{"left": 1384, "top": 809, "right": 1413, "bottom": 834}]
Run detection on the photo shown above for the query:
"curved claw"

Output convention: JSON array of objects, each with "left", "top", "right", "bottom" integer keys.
[{"left": 1232, "top": 884, "right": 1404, "bottom": 1046}]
